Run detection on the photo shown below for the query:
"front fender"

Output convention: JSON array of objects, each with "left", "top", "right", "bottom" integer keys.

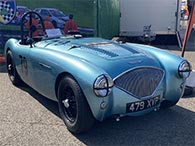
[
  {"left": 35, "top": 49, "right": 110, "bottom": 121},
  {"left": 128, "top": 43, "right": 186, "bottom": 102}
]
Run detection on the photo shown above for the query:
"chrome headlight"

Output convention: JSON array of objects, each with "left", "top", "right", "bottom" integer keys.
[
  {"left": 94, "top": 74, "right": 114, "bottom": 97},
  {"left": 178, "top": 60, "right": 191, "bottom": 79}
]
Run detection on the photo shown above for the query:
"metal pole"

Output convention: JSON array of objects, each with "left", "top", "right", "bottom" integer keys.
[{"left": 181, "top": 1, "right": 195, "bottom": 57}]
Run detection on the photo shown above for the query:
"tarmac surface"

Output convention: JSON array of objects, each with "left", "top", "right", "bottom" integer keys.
[
  {"left": 0, "top": 73, "right": 194, "bottom": 146},
  {"left": 0, "top": 30, "right": 194, "bottom": 146}
]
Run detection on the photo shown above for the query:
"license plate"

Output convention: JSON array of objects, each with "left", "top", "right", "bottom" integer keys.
[{"left": 126, "top": 96, "right": 160, "bottom": 113}]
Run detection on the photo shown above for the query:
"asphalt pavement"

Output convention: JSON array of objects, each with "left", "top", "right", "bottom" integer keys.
[
  {"left": 0, "top": 72, "right": 194, "bottom": 146},
  {"left": 0, "top": 30, "right": 194, "bottom": 146}
]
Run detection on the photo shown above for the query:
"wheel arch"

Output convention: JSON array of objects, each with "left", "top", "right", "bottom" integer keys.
[
  {"left": 4, "top": 38, "right": 19, "bottom": 57},
  {"left": 55, "top": 72, "right": 73, "bottom": 100},
  {"left": 5, "top": 47, "right": 11, "bottom": 57},
  {"left": 54, "top": 71, "right": 100, "bottom": 120},
  {"left": 57, "top": 72, "right": 96, "bottom": 133},
  {"left": 6, "top": 47, "right": 11, "bottom": 52}
]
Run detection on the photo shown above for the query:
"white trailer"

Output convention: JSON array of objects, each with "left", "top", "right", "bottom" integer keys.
[{"left": 120, "top": 0, "right": 182, "bottom": 43}]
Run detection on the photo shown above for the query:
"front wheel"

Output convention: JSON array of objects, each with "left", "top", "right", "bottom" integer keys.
[{"left": 57, "top": 75, "right": 95, "bottom": 133}]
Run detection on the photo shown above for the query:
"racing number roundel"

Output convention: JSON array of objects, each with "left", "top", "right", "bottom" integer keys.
[{"left": 0, "top": 0, "right": 16, "bottom": 24}]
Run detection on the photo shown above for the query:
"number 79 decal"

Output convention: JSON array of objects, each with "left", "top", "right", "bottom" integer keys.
[{"left": 21, "top": 58, "right": 28, "bottom": 76}]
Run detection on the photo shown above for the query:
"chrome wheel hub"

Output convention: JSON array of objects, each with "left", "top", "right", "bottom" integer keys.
[{"left": 62, "top": 99, "right": 70, "bottom": 108}]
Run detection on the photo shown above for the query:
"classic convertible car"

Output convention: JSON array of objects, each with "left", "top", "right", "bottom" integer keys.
[{"left": 5, "top": 12, "right": 191, "bottom": 133}]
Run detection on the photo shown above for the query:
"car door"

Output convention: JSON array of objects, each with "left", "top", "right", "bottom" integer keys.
[
  {"left": 14, "top": 44, "right": 31, "bottom": 84},
  {"left": 27, "top": 47, "right": 57, "bottom": 100}
]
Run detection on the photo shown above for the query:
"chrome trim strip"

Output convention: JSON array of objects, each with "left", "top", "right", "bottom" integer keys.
[
  {"left": 39, "top": 62, "right": 51, "bottom": 70},
  {"left": 113, "top": 66, "right": 164, "bottom": 81}
]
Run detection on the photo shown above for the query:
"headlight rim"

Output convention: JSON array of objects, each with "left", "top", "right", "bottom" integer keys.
[
  {"left": 93, "top": 74, "right": 113, "bottom": 97},
  {"left": 178, "top": 60, "right": 191, "bottom": 79}
]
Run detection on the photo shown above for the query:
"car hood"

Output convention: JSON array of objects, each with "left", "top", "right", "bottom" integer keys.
[{"left": 35, "top": 37, "right": 162, "bottom": 77}]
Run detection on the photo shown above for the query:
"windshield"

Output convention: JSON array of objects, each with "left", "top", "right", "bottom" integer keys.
[{"left": 50, "top": 10, "right": 65, "bottom": 17}]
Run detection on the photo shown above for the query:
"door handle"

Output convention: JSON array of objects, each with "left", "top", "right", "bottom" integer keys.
[{"left": 19, "top": 55, "right": 22, "bottom": 59}]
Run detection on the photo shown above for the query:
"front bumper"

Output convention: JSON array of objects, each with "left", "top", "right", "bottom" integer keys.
[
  {"left": 101, "top": 87, "right": 164, "bottom": 119},
  {"left": 87, "top": 67, "right": 186, "bottom": 121},
  {"left": 91, "top": 81, "right": 184, "bottom": 121}
]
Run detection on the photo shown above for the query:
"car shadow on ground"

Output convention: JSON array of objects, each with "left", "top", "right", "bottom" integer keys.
[
  {"left": 16, "top": 84, "right": 195, "bottom": 146},
  {"left": 183, "top": 86, "right": 195, "bottom": 98},
  {"left": 76, "top": 106, "right": 194, "bottom": 146},
  {"left": 18, "top": 85, "right": 60, "bottom": 118}
]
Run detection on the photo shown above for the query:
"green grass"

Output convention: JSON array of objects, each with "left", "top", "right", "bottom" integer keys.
[{"left": 16, "top": 0, "right": 95, "bottom": 28}]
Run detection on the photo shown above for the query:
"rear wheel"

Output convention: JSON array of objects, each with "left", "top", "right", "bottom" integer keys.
[
  {"left": 57, "top": 75, "right": 95, "bottom": 133},
  {"left": 6, "top": 50, "right": 22, "bottom": 86}
]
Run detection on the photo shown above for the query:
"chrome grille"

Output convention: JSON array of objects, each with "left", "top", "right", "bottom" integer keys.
[{"left": 114, "top": 67, "right": 164, "bottom": 98}]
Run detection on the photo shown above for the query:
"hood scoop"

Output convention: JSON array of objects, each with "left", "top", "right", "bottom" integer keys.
[{"left": 36, "top": 39, "right": 142, "bottom": 60}]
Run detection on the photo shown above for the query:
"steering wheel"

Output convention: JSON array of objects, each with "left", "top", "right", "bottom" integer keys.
[{"left": 21, "top": 11, "right": 45, "bottom": 45}]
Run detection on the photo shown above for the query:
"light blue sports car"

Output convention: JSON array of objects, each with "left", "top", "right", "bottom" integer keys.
[{"left": 4, "top": 12, "right": 191, "bottom": 133}]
